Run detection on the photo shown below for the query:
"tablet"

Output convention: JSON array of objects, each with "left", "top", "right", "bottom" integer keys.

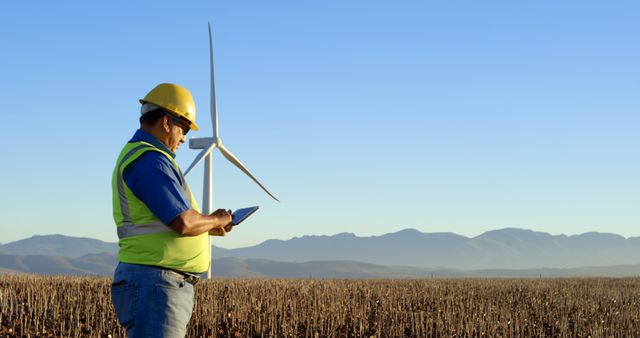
[{"left": 231, "top": 206, "right": 259, "bottom": 225}]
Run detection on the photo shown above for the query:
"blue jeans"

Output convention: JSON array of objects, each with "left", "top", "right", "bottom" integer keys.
[{"left": 111, "top": 262, "right": 195, "bottom": 338}]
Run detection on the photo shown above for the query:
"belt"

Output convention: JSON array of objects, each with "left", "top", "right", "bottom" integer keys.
[
  {"left": 169, "top": 269, "right": 200, "bottom": 285},
  {"left": 145, "top": 264, "right": 201, "bottom": 285}
]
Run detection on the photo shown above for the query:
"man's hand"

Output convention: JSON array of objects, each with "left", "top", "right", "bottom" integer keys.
[
  {"left": 208, "top": 209, "right": 233, "bottom": 236},
  {"left": 208, "top": 225, "right": 234, "bottom": 236},
  {"left": 211, "top": 208, "right": 232, "bottom": 225},
  {"left": 169, "top": 209, "right": 233, "bottom": 237}
]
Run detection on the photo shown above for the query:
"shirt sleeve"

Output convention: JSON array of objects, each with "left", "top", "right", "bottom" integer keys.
[{"left": 122, "top": 151, "right": 192, "bottom": 225}]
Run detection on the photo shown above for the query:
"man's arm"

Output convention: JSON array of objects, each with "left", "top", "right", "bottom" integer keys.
[
  {"left": 123, "top": 152, "right": 233, "bottom": 236},
  {"left": 169, "top": 209, "right": 232, "bottom": 236}
]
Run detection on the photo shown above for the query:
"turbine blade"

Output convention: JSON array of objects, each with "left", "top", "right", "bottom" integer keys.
[
  {"left": 208, "top": 22, "right": 219, "bottom": 139},
  {"left": 218, "top": 143, "right": 280, "bottom": 202},
  {"left": 183, "top": 142, "right": 217, "bottom": 176}
]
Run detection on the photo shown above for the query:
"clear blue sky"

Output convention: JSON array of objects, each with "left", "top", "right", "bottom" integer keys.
[{"left": 1, "top": 1, "right": 638, "bottom": 248}]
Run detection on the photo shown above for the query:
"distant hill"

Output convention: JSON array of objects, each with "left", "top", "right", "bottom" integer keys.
[
  {"left": 218, "top": 228, "right": 640, "bottom": 269},
  {"left": 212, "top": 258, "right": 458, "bottom": 278},
  {"left": 0, "top": 267, "right": 24, "bottom": 275},
  {"left": 0, "top": 253, "right": 117, "bottom": 276},
  {"left": 469, "top": 265, "right": 640, "bottom": 278},
  {"left": 0, "top": 234, "right": 118, "bottom": 257},
  {"left": 2, "top": 253, "right": 640, "bottom": 278},
  {"left": 2, "top": 228, "right": 640, "bottom": 273}
]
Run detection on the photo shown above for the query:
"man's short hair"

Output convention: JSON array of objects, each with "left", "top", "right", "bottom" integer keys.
[
  {"left": 140, "top": 108, "right": 167, "bottom": 126},
  {"left": 140, "top": 103, "right": 170, "bottom": 126}
]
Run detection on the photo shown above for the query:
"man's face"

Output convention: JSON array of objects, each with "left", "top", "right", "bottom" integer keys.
[{"left": 164, "top": 115, "right": 190, "bottom": 153}]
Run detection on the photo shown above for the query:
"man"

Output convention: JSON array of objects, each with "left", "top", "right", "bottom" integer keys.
[{"left": 111, "top": 83, "right": 232, "bottom": 337}]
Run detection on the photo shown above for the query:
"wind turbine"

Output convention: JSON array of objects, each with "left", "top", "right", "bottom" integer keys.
[{"left": 185, "top": 22, "right": 279, "bottom": 279}]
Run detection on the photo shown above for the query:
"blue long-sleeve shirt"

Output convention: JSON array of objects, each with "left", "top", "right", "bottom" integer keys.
[{"left": 122, "top": 129, "right": 191, "bottom": 225}]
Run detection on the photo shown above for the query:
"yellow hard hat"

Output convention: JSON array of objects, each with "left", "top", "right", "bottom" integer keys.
[{"left": 139, "top": 83, "right": 200, "bottom": 131}]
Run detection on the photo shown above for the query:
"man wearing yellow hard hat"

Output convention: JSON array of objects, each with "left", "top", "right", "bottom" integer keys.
[{"left": 110, "top": 83, "right": 233, "bottom": 337}]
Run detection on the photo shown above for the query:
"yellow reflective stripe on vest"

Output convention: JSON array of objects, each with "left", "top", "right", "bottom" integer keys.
[
  {"left": 115, "top": 143, "right": 176, "bottom": 240},
  {"left": 116, "top": 144, "right": 150, "bottom": 225},
  {"left": 117, "top": 221, "right": 172, "bottom": 239}
]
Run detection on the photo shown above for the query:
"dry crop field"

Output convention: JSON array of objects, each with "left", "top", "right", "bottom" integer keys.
[{"left": 1, "top": 275, "right": 639, "bottom": 337}]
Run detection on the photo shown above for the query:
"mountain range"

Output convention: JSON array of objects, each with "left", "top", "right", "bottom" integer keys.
[
  {"left": 214, "top": 228, "right": 640, "bottom": 269},
  {"left": 1, "top": 228, "right": 640, "bottom": 277}
]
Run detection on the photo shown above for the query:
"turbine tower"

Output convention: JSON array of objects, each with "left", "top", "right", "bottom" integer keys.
[{"left": 185, "top": 22, "right": 279, "bottom": 279}]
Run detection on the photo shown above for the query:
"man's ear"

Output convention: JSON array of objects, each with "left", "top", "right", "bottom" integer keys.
[{"left": 161, "top": 115, "right": 172, "bottom": 133}]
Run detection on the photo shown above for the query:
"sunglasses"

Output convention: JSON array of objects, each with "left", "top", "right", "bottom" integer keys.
[{"left": 167, "top": 114, "right": 191, "bottom": 135}]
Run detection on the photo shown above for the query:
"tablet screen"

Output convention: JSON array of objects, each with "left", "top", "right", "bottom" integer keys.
[{"left": 231, "top": 206, "right": 259, "bottom": 225}]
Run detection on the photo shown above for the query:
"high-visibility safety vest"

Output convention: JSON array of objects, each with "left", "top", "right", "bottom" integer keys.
[{"left": 112, "top": 141, "right": 210, "bottom": 273}]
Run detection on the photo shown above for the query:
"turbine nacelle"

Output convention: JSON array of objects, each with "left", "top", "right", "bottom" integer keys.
[{"left": 189, "top": 136, "right": 220, "bottom": 149}]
